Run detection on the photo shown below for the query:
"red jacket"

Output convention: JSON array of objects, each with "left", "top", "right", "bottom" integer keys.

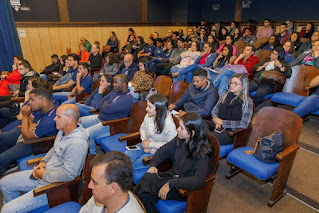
[
  {"left": 6, "top": 69, "right": 21, "bottom": 84},
  {"left": 232, "top": 55, "right": 260, "bottom": 77},
  {"left": 77, "top": 50, "right": 90, "bottom": 63}
]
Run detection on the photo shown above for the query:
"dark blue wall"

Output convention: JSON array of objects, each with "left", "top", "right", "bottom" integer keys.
[
  {"left": 147, "top": 0, "right": 171, "bottom": 23},
  {"left": 202, "top": 0, "right": 236, "bottom": 22}
]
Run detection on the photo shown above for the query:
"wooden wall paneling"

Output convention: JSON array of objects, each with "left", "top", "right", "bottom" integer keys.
[
  {"left": 48, "top": 27, "right": 63, "bottom": 57},
  {"left": 58, "top": 27, "right": 71, "bottom": 55},
  {"left": 92, "top": 27, "right": 103, "bottom": 49},
  {"left": 85, "top": 27, "right": 96, "bottom": 49},
  {"left": 38, "top": 28, "right": 54, "bottom": 68},
  {"left": 17, "top": 28, "right": 35, "bottom": 69},
  {"left": 67, "top": 27, "right": 80, "bottom": 54},
  {"left": 28, "top": 28, "right": 46, "bottom": 72}
]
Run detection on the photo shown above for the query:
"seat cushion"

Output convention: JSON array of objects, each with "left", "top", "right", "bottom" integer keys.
[
  {"left": 312, "top": 109, "right": 319, "bottom": 115},
  {"left": 29, "top": 205, "right": 49, "bottom": 213},
  {"left": 43, "top": 202, "right": 81, "bottom": 213},
  {"left": 271, "top": 92, "right": 305, "bottom": 107},
  {"left": 156, "top": 200, "right": 187, "bottom": 213},
  {"left": 250, "top": 91, "right": 273, "bottom": 100},
  {"left": 133, "top": 168, "right": 149, "bottom": 184},
  {"left": 219, "top": 144, "right": 233, "bottom": 157},
  {"left": 18, "top": 153, "right": 47, "bottom": 171},
  {"left": 227, "top": 146, "right": 279, "bottom": 180},
  {"left": 98, "top": 133, "right": 127, "bottom": 153}
]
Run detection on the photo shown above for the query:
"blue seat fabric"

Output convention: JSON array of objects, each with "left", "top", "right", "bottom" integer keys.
[
  {"left": 96, "top": 133, "right": 127, "bottom": 153},
  {"left": 18, "top": 153, "right": 47, "bottom": 171},
  {"left": 219, "top": 144, "right": 233, "bottom": 157},
  {"left": 271, "top": 92, "right": 305, "bottom": 107},
  {"left": 43, "top": 201, "right": 81, "bottom": 213},
  {"left": 156, "top": 200, "right": 187, "bottom": 213}
]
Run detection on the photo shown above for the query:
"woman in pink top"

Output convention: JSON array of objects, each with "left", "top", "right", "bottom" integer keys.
[{"left": 216, "top": 35, "right": 237, "bottom": 56}]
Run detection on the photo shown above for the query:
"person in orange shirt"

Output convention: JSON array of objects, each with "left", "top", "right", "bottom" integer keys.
[{"left": 77, "top": 43, "right": 90, "bottom": 63}]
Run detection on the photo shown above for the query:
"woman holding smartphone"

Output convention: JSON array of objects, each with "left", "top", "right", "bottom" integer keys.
[
  {"left": 206, "top": 73, "right": 253, "bottom": 145},
  {"left": 134, "top": 112, "right": 212, "bottom": 213},
  {"left": 124, "top": 94, "right": 177, "bottom": 169}
]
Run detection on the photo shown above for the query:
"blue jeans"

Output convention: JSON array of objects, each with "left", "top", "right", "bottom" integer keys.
[
  {"left": 80, "top": 115, "right": 110, "bottom": 155},
  {"left": 62, "top": 97, "right": 94, "bottom": 117},
  {"left": 149, "top": 58, "right": 164, "bottom": 73},
  {"left": 2, "top": 120, "right": 22, "bottom": 132},
  {"left": 52, "top": 92, "right": 70, "bottom": 105},
  {"left": 56, "top": 73, "right": 72, "bottom": 86},
  {"left": 293, "top": 92, "right": 319, "bottom": 117},
  {"left": 213, "top": 69, "right": 234, "bottom": 97},
  {"left": 128, "top": 85, "right": 139, "bottom": 102},
  {"left": 40, "top": 74, "right": 47, "bottom": 80},
  {"left": 0, "top": 169, "right": 49, "bottom": 212},
  {"left": 170, "top": 66, "right": 182, "bottom": 83},
  {"left": 177, "top": 64, "right": 202, "bottom": 83},
  {"left": 124, "top": 143, "right": 152, "bottom": 170},
  {"left": 0, "top": 129, "right": 33, "bottom": 176}
]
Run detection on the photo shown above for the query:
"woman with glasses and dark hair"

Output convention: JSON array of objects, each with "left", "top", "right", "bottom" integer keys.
[
  {"left": 134, "top": 112, "right": 213, "bottom": 213},
  {"left": 206, "top": 74, "right": 253, "bottom": 145}
]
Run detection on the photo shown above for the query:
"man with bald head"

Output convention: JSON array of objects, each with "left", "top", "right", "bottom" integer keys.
[
  {"left": 118, "top": 54, "right": 139, "bottom": 81},
  {"left": 0, "top": 104, "right": 88, "bottom": 213}
]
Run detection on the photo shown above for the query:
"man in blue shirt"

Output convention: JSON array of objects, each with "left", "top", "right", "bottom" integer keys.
[
  {"left": 53, "top": 62, "right": 93, "bottom": 104},
  {"left": 118, "top": 54, "right": 139, "bottom": 81},
  {"left": 0, "top": 88, "right": 58, "bottom": 176},
  {"left": 81, "top": 74, "right": 133, "bottom": 155}
]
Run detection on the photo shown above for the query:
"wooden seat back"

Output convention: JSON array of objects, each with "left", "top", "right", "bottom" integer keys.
[
  {"left": 254, "top": 49, "right": 271, "bottom": 62},
  {"left": 282, "top": 65, "right": 319, "bottom": 96},
  {"left": 251, "top": 41, "right": 263, "bottom": 50},
  {"left": 234, "top": 41, "right": 247, "bottom": 51},
  {"left": 127, "top": 101, "right": 147, "bottom": 134},
  {"left": 153, "top": 75, "right": 172, "bottom": 97},
  {"left": 247, "top": 106, "right": 302, "bottom": 148},
  {"left": 169, "top": 81, "right": 190, "bottom": 104},
  {"left": 257, "top": 37, "right": 269, "bottom": 44},
  {"left": 219, "top": 40, "right": 226, "bottom": 45},
  {"left": 299, "top": 38, "right": 309, "bottom": 43},
  {"left": 66, "top": 47, "right": 71, "bottom": 55}
]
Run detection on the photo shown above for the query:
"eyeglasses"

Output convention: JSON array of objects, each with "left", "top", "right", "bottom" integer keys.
[{"left": 229, "top": 81, "right": 242, "bottom": 86}]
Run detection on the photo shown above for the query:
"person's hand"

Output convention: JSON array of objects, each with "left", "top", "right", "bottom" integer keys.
[
  {"left": 142, "top": 139, "right": 150, "bottom": 148},
  {"left": 238, "top": 53, "right": 245, "bottom": 59},
  {"left": 213, "top": 118, "right": 223, "bottom": 129},
  {"left": 21, "top": 105, "right": 32, "bottom": 117},
  {"left": 28, "top": 123, "right": 38, "bottom": 133},
  {"left": 158, "top": 57, "right": 162, "bottom": 60},
  {"left": 76, "top": 72, "right": 82, "bottom": 80},
  {"left": 144, "top": 147, "right": 150, "bottom": 153},
  {"left": 274, "top": 60, "right": 282, "bottom": 68},
  {"left": 1, "top": 75, "right": 7, "bottom": 79},
  {"left": 98, "top": 84, "right": 106, "bottom": 94},
  {"left": 177, "top": 110, "right": 187, "bottom": 118},
  {"left": 147, "top": 166, "right": 158, "bottom": 173},
  {"left": 13, "top": 90, "right": 19, "bottom": 97},
  {"left": 168, "top": 103, "right": 176, "bottom": 110},
  {"left": 35, "top": 167, "right": 46, "bottom": 179},
  {"left": 32, "top": 161, "right": 46, "bottom": 179},
  {"left": 217, "top": 54, "right": 224, "bottom": 59},
  {"left": 263, "top": 62, "right": 270, "bottom": 67},
  {"left": 16, "top": 112, "right": 22, "bottom": 120},
  {"left": 172, "top": 73, "right": 179, "bottom": 78},
  {"left": 158, "top": 182, "right": 170, "bottom": 200},
  {"left": 57, "top": 74, "right": 62, "bottom": 77}
]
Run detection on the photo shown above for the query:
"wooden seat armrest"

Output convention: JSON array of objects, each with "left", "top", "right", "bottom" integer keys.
[
  {"left": 178, "top": 173, "right": 215, "bottom": 197},
  {"left": 305, "top": 86, "right": 319, "bottom": 95},
  {"left": 89, "top": 109, "right": 99, "bottom": 114},
  {"left": 228, "top": 128, "right": 247, "bottom": 137},
  {"left": 27, "top": 157, "right": 44, "bottom": 166},
  {"left": 231, "top": 127, "right": 251, "bottom": 148},
  {"left": 102, "top": 117, "right": 129, "bottom": 126},
  {"left": 118, "top": 132, "right": 140, "bottom": 141},
  {"left": 275, "top": 144, "right": 300, "bottom": 161},
  {"left": 17, "top": 125, "right": 21, "bottom": 129},
  {"left": 63, "top": 87, "right": 72, "bottom": 92},
  {"left": 34, "top": 176, "right": 81, "bottom": 197},
  {"left": 22, "top": 136, "right": 56, "bottom": 145},
  {"left": 11, "top": 97, "right": 25, "bottom": 103},
  {"left": 78, "top": 100, "right": 85, "bottom": 104},
  {"left": 142, "top": 156, "right": 153, "bottom": 165},
  {"left": 134, "top": 89, "right": 150, "bottom": 93}
]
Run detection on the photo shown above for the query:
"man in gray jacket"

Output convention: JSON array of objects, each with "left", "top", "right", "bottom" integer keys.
[{"left": 0, "top": 104, "right": 88, "bottom": 213}]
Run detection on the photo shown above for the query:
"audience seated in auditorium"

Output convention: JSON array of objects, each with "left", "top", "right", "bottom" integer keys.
[
  {"left": 170, "top": 41, "right": 201, "bottom": 82},
  {"left": 153, "top": 32, "right": 159, "bottom": 39},
  {"left": 218, "top": 27, "right": 229, "bottom": 42},
  {"left": 89, "top": 44, "right": 103, "bottom": 69},
  {"left": 216, "top": 35, "right": 236, "bottom": 56},
  {"left": 178, "top": 29, "right": 186, "bottom": 40},
  {"left": 291, "top": 40, "right": 319, "bottom": 68},
  {"left": 199, "top": 28, "right": 208, "bottom": 49},
  {"left": 206, "top": 73, "right": 253, "bottom": 145},
  {"left": 13, "top": 61, "right": 39, "bottom": 97},
  {"left": 231, "top": 44, "right": 259, "bottom": 77},
  {"left": 286, "top": 20, "right": 294, "bottom": 35},
  {"left": 94, "top": 53, "right": 119, "bottom": 80},
  {"left": 164, "top": 30, "right": 173, "bottom": 42},
  {"left": 134, "top": 112, "right": 212, "bottom": 213},
  {"left": 233, "top": 28, "right": 241, "bottom": 42},
  {"left": 105, "top": 31, "right": 119, "bottom": 53},
  {"left": 125, "top": 94, "right": 177, "bottom": 169},
  {"left": 0, "top": 56, "right": 22, "bottom": 96},
  {"left": 153, "top": 38, "right": 164, "bottom": 59},
  {"left": 77, "top": 43, "right": 90, "bottom": 63},
  {"left": 126, "top": 28, "right": 138, "bottom": 44},
  {"left": 168, "top": 69, "right": 217, "bottom": 117},
  {"left": 0, "top": 104, "right": 87, "bottom": 213},
  {"left": 64, "top": 74, "right": 113, "bottom": 117},
  {"left": 155, "top": 38, "right": 187, "bottom": 76},
  {"left": 122, "top": 34, "right": 137, "bottom": 54},
  {"left": 276, "top": 23, "right": 291, "bottom": 45},
  {"left": 134, "top": 36, "right": 147, "bottom": 56},
  {"left": 250, "top": 46, "right": 291, "bottom": 107},
  {"left": 149, "top": 40, "right": 174, "bottom": 73},
  {"left": 293, "top": 75, "right": 319, "bottom": 118},
  {"left": 283, "top": 40, "right": 296, "bottom": 64},
  {"left": 80, "top": 74, "right": 133, "bottom": 155},
  {"left": 80, "top": 37, "right": 92, "bottom": 52},
  {"left": 299, "top": 22, "right": 315, "bottom": 39},
  {"left": 53, "top": 54, "right": 79, "bottom": 90},
  {"left": 239, "top": 28, "right": 257, "bottom": 43},
  {"left": 228, "top": 21, "right": 239, "bottom": 36},
  {"left": 260, "top": 35, "right": 281, "bottom": 51},
  {"left": 256, "top": 18, "right": 274, "bottom": 40},
  {"left": 40, "top": 54, "right": 60, "bottom": 76},
  {"left": 296, "top": 31, "right": 319, "bottom": 56},
  {"left": 241, "top": 20, "right": 257, "bottom": 36},
  {"left": 53, "top": 62, "right": 93, "bottom": 104},
  {"left": 172, "top": 42, "right": 217, "bottom": 83},
  {"left": 198, "top": 20, "right": 210, "bottom": 36},
  {"left": 80, "top": 152, "right": 144, "bottom": 213},
  {"left": 56, "top": 55, "right": 67, "bottom": 77},
  {"left": 185, "top": 28, "right": 195, "bottom": 43},
  {"left": 118, "top": 54, "right": 139, "bottom": 81},
  {"left": 207, "top": 35, "right": 219, "bottom": 53},
  {"left": 0, "top": 88, "right": 57, "bottom": 177},
  {"left": 290, "top": 32, "right": 302, "bottom": 52}
]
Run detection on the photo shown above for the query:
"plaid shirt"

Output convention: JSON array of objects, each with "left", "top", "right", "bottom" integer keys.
[{"left": 211, "top": 97, "right": 253, "bottom": 130}]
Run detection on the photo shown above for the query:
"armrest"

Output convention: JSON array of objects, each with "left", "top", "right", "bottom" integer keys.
[
  {"left": 78, "top": 100, "right": 85, "bottom": 104},
  {"left": 102, "top": 117, "right": 129, "bottom": 126},
  {"left": 142, "top": 156, "right": 153, "bottom": 165},
  {"left": 228, "top": 128, "right": 247, "bottom": 137},
  {"left": 22, "top": 136, "right": 56, "bottom": 145},
  {"left": 178, "top": 173, "right": 215, "bottom": 197},
  {"left": 34, "top": 176, "right": 81, "bottom": 197},
  {"left": 11, "top": 97, "right": 25, "bottom": 103},
  {"left": 27, "top": 157, "right": 44, "bottom": 166},
  {"left": 118, "top": 132, "right": 140, "bottom": 141},
  {"left": 102, "top": 117, "right": 129, "bottom": 135},
  {"left": 63, "top": 87, "right": 72, "bottom": 92},
  {"left": 230, "top": 127, "right": 251, "bottom": 149},
  {"left": 275, "top": 144, "right": 300, "bottom": 161},
  {"left": 89, "top": 109, "right": 99, "bottom": 114},
  {"left": 134, "top": 88, "right": 150, "bottom": 93},
  {"left": 305, "top": 86, "right": 319, "bottom": 96}
]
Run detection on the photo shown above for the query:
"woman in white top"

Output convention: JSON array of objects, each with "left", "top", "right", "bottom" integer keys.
[{"left": 124, "top": 94, "right": 177, "bottom": 169}]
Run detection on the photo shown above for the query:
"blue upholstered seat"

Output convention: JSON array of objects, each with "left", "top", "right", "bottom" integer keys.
[
  {"left": 18, "top": 153, "right": 47, "bottom": 171},
  {"left": 96, "top": 133, "right": 127, "bottom": 153},
  {"left": 227, "top": 146, "right": 279, "bottom": 180},
  {"left": 156, "top": 200, "right": 187, "bottom": 213},
  {"left": 219, "top": 144, "right": 233, "bottom": 157},
  {"left": 312, "top": 109, "right": 319, "bottom": 115},
  {"left": 133, "top": 168, "right": 148, "bottom": 184},
  {"left": 42, "top": 201, "right": 81, "bottom": 213},
  {"left": 271, "top": 92, "right": 305, "bottom": 107},
  {"left": 29, "top": 205, "right": 50, "bottom": 213},
  {"left": 250, "top": 91, "right": 274, "bottom": 100}
]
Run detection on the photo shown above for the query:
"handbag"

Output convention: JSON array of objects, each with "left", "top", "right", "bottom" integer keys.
[
  {"left": 245, "top": 130, "right": 284, "bottom": 163},
  {"left": 261, "top": 70, "right": 286, "bottom": 85}
]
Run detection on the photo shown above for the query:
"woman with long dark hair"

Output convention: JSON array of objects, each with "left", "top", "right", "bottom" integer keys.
[
  {"left": 134, "top": 112, "right": 212, "bottom": 213},
  {"left": 105, "top": 31, "right": 119, "bottom": 53},
  {"left": 124, "top": 94, "right": 177, "bottom": 169}
]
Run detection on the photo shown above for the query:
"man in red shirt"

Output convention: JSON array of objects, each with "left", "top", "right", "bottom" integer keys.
[{"left": 232, "top": 44, "right": 260, "bottom": 77}]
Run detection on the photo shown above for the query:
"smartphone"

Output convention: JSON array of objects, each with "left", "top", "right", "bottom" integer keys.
[
  {"left": 29, "top": 174, "right": 36, "bottom": 180},
  {"left": 126, "top": 145, "right": 140, "bottom": 150},
  {"left": 214, "top": 127, "right": 226, "bottom": 133},
  {"left": 156, "top": 172, "right": 178, "bottom": 179}
]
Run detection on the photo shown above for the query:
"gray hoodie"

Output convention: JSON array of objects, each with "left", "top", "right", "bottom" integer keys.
[{"left": 39, "top": 124, "right": 88, "bottom": 186}]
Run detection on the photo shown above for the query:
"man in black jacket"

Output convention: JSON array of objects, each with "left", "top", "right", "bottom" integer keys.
[{"left": 41, "top": 54, "right": 60, "bottom": 75}]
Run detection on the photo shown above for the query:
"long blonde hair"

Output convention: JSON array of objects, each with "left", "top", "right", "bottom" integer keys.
[{"left": 221, "top": 73, "right": 249, "bottom": 105}]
